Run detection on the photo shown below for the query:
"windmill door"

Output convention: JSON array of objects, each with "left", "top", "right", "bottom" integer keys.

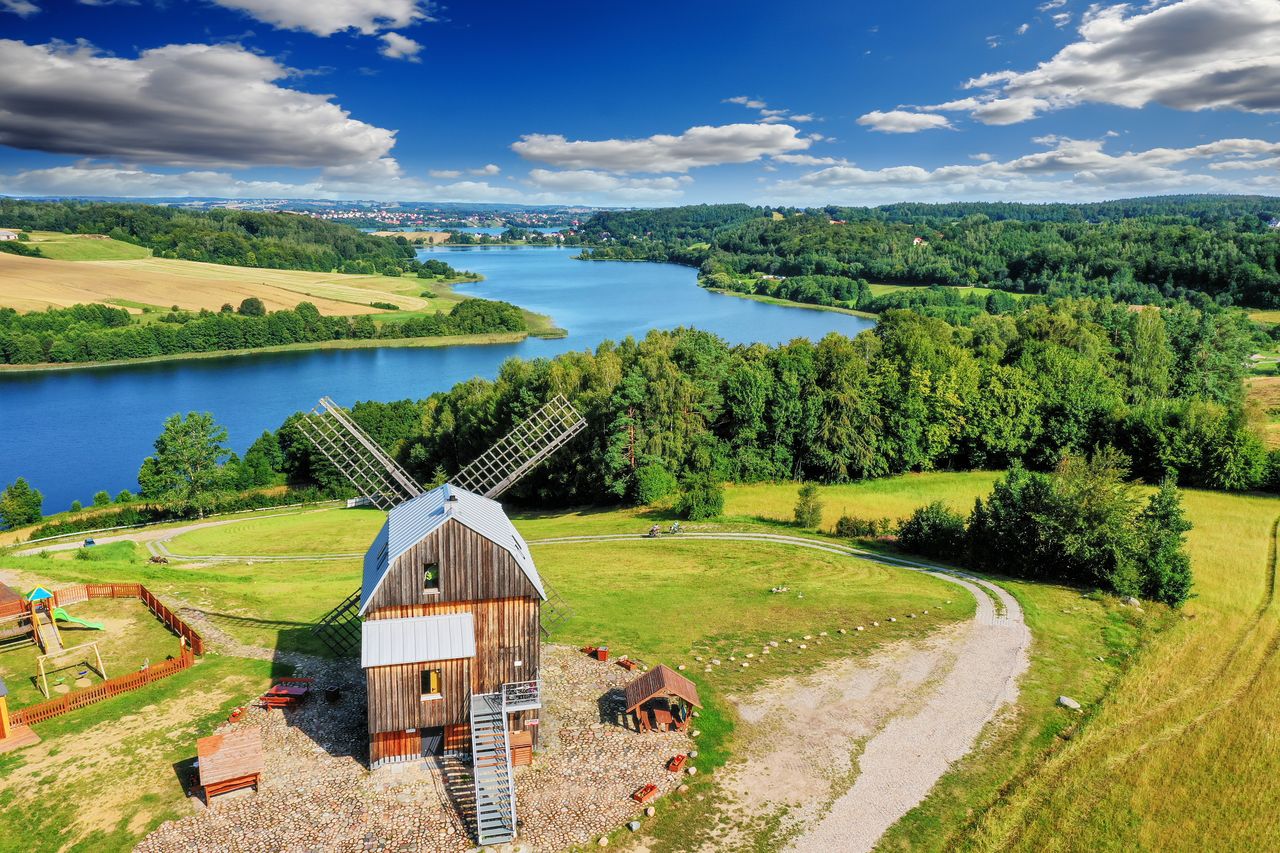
[{"left": 420, "top": 726, "right": 444, "bottom": 757}]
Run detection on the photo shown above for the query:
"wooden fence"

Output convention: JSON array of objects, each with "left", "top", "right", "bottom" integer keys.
[{"left": 7, "top": 582, "right": 205, "bottom": 728}]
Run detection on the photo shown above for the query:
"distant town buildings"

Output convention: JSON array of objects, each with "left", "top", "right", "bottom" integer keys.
[{"left": 0, "top": 229, "right": 18, "bottom": 241}]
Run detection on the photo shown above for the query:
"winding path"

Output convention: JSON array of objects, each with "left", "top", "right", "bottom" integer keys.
[{"left": 534, "top": 532, "right": 1031, "bottom": 852}]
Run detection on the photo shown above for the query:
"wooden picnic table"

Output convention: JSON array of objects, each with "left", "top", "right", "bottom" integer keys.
[{"left": 261, "top": 681, "right": 311, "bottom": 709}]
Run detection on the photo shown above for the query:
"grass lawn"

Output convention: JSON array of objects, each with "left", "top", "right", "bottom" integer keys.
[
  {"left": 3, "top": 471, "right": 1275, "bottom": 850},
  {"left": 0, "top": 597, "right": 186, "bottom": 710},
  {"left": 165, "top": 507, "right": 385, "bottom": 556},
  {"left": 25, "top": 230, "right": 152, "bottom": 261},
  {"left": 0, "top": 655, "right": 278, "bottom": 853}
]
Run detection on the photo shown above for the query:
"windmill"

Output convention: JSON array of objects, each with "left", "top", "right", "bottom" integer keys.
[{"left": 296, "top": 393, "right": 586, "bottom": 656}]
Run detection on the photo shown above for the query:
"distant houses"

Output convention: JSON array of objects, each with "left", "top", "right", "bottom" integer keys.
[{"left": 0, "top": 230, "right": 18, "bottom": 241}]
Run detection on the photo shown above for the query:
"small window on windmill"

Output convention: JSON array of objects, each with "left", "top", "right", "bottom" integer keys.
[
  {"left": 423, "top": 561, "right": 440, "bottom": 594},
  {"left": 420, "top": 668, "right": 442, "bottom": 700}
]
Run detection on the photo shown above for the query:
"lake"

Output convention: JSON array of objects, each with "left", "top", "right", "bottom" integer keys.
[{"left": 0, "top": 246, "right": 873, "bottom": 513}]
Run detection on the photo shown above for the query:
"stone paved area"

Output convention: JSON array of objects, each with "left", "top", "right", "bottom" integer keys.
[{"left": 137, "top": 645, "right": 692, "bottom": 852}]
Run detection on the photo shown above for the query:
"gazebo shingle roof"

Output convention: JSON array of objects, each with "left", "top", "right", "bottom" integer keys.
[{"left": 623, "top": 663, "right": 702, "bottom": 713}]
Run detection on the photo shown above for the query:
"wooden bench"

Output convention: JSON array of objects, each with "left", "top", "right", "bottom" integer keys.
[
  {"left": 617, "top": 658, "right": 638, "bottom": 672},
  {"left": 666, "top": 754, "right": 687, "bottom": 773},
  {"left": 260, "top": 677, "right": 312, "bottom": 709}
]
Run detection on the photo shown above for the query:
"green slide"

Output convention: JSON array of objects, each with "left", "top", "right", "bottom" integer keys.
[{"left": 52, "top": 607, "right": 104, "bottom": 630}]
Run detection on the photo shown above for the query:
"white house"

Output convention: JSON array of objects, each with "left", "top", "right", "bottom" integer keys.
[{"left": 0, "top": 230, "right": 18, "bottom": 241}]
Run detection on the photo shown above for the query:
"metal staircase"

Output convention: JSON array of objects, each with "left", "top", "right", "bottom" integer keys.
[{"left": 469, "top": 692, "right": 517, "bottom": 845}]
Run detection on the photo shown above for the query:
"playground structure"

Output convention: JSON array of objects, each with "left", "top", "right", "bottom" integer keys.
[{"left": 0, "top": 582, "right": 204, "bottom": 729}]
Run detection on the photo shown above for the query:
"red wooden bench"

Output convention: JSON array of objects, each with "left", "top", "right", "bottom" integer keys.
[
  {"left": 260, "top": 677, "right": 313, "bottom": 709},
  {"left": 666, "top": 754, "right": 687, "bottom": 773}
]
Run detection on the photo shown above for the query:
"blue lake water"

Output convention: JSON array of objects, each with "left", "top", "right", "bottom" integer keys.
[{"left": 0, "top": 246, "right": 872, "bottom": 513}]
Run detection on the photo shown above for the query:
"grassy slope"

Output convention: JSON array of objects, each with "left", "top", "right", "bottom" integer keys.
[
  {"left": 26, "top": 231, "right": 152, "bottom": 261},
  {"left": 3, "top": 472, "right": 1274, "bottom": 850}
]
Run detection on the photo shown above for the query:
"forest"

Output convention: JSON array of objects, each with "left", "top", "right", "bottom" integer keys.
[
  {"left": 233, "top": 297, "right": 1269, "bottom": 513},
  {"left": 577, "top": 197, "right": 1280, "bottom": 308},
  {"left": 0, "top": 199, "right": 470, "bottom": 278},
  {"left": 0, "top": 299, "right": 526, "bottom": 365}
]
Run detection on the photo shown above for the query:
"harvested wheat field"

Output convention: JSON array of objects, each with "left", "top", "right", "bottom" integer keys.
[{"left": 0, "top": 252, "right": 442, "bottom": 316}]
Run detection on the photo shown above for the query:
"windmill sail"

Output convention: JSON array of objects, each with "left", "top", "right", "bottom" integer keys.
[
  {"left": 295, "top": 396, "right": 423, "bottom": 510},
  {"left": 300, "top": 393, "right": 586, "bottom": 654},
  {"left": 452, "top": 394, "right": 587, "bottom": 499}
]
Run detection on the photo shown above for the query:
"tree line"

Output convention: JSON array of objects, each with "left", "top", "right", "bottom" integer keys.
[
  {"left": 0, "top": 199, "right": 472, "bottom": 278},
  {"left": 0, "top": 299, "right": 526, "bottom": 365},
  {"left": 576, "top": 197, "right": 1280, "bottom": 308}
]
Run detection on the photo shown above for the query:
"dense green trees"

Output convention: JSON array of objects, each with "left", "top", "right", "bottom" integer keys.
[
  {"left": 138, "top": 412, "right": 233, "bottom": 517},
  {"left": 578, "top": 197, "right": 1280, "bottom": 308},
  {"left": 0, "top": 477, "right": 44, "bottom": 529},
  {"left": 0, "top": 299, "right": 527, "bottom": 365},
  {"left": 260, "top": 297, "right": 1265, "bottom": 510},
  {"left": 958, "top": 451, "right": 1195, "bottom": 605}
]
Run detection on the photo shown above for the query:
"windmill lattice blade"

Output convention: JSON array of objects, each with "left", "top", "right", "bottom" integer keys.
[
  {"left": 311, "top": 587, "right": 362, "bottom": 656},
  {"left": 452, "top": 394, "right": 587, "bottom": 499},
  {"left": 295, "top": 396, "right": 424, "bottom": 511}
]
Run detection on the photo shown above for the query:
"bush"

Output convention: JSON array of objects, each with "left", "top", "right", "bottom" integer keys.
[
  {"left": 833, "top": 514, "right": 892, "bottom": 538},
  {"left": 0, "top": 477, "right": 44, "bottom": 529},
  {"left": 369, "top": 301, "right": 400, "bottom": 311},
  {"left": 676, "top": 476, "right": 724, "bottom": 521},
  {"left": 92, "top": 490, "right": 112, "bottom": 507},
  {"left": 238, "top": 297, "right": 266, "bottom": 317},
  {"left": 69, "top": 500, "right": 83, "bottom": 512},
  {"left": 793, "top": 482, "right": 824, "bottom": 527},
  {"left": 633, "top": 463, "right": 677, "bottom": 505},
  {"left": 114, "top": 489, "right": 135, "bottom": 503},
  {"left": 898, "top": 501, "right": 967, "bottom": 559}
]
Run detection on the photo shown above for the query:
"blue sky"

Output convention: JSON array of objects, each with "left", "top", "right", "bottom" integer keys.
[{"left": 1, "top": 0, "right": 1277, "bottom": 205}]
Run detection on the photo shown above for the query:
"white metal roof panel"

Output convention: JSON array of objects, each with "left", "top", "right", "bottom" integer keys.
[
  {"left": 361, "top": 613, "right": 476, "bottom": 668},
  {"left": 359, "top": 483, "right": 546, "bottom": 613}
]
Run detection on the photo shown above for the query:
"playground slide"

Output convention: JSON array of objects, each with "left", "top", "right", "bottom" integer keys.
[{"left": 52, "top": 607, "right": 104, "bottom": 630}]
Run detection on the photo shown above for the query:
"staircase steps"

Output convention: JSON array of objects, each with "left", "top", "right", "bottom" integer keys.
[{"left": 469, "top": 693, "right": 516, "bottom": 846}]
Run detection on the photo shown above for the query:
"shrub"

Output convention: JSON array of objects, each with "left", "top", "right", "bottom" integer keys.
[
  {"left": 92, "top": 490, "right": 112, "bottom": 507},
  {"left": 238, "top": 297, "right": 266, "bottom": 317},
  {"left": 898, "top": 501, "right": 967, "bottom": 560},
  {"left": 114, "top": 489, "right": 135, "bottom": 503},
  {"left": 370, "top": 301, "right": 400, "bottom": 311},
  {"left": 676, "top": 476, "right": 724, "bottom": 520},
  {"left": 0, "top": 477, "right": 43, "bottom": 529},
  {"left": 69, "top": 500, "right": 83, "bottom": 512},
  {"left": 793, "top": 482, "right": 824, "bottom": 528},
  {"left": 834, "top": 514, "right": 891, "bottom": 538},
  {"left": 633, "top": 463, "right": 677, "bottom": 505}
]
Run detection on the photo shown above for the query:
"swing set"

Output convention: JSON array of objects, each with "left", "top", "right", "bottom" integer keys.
[{"left": 36, "top": 641, "right": 107, "bottom": 699}]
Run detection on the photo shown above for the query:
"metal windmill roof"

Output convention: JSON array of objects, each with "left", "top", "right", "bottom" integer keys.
[
  {"left": 361, "top": 613, "right": 477, "bottom": 668},
  {"left": 359, "top": 483, "right": 546, "bottom": 614}
]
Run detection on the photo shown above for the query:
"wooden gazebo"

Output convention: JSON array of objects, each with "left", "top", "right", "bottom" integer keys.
[{"left": 623, "top": 664, "right": 702, "bottom": 732}]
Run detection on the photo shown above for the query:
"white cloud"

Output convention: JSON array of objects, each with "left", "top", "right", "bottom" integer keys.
[
  {"left": 0, "top": 40, "right": 397, "bottom": 169},
  {"left": 986, "top": 35, "right": 1002, "bottom": 48},
  {"left": 1038, "top": 0, "right": 1066, "bottom": 10},
  {"left": 970, "top": 152, "right": 995, "bottom": 161},
  {"left": 469, "top": 163, "right": 501, "bottom": 176},
  {"left": 856, "top": 110, "right": 953, "bottom": 133},
  {"left": 724, "top": 96, "right": 818, "bottom": 125},
  {"left": 210, "top": 0, "right": 430, "bottom": 36},
  {"left": 1017, "top": 22, "right": 1031, "bottom": 35},
  {"left": 768, "top": 135, "right": 1280, "bottom": 203},
  {"left": 1, "top": 0, "right": 38, "bottom": 15},
  {"left": 378, "top": 32, "right": 422, "bottom": 62},
  {"left": 772, "top": 153, "right": 849, "bottom": 166},
  {"left": 0, "top": 161, "right": 315, "bottom": 198},
  {"left": 511, "top": 123, "right": 811, "bottom": 173},
  {"left": 428, "top": 168, "right": 462, "bottom": 178},
  {"left": 1052, "top": 11, "right": 1072, "bottom": 27},
  {"left": 526, "top": 168, "right": 689, "bottom": 200},
  {"left": 919, "top": 0, "right": 1280, "bottom": 125}
]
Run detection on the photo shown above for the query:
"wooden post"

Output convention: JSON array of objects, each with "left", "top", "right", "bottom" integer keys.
[{"left": 0, "top": 682, "right": 10, "bottom": 740}]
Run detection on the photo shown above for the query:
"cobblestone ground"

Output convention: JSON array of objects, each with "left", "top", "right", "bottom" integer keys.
[{"left": 138, "top": 645, "right": 693, "bottom": 852}]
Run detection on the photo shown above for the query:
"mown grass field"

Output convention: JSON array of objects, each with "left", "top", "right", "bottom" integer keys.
[
  {"left": 0, "top": 251, "right": 458, "bottom": 316},
  {"left": 25, "top": 231, "right": 153, "bottom": 261},
  {"left": 1, "top": 471, "right": 1275, "bottom": 850}
]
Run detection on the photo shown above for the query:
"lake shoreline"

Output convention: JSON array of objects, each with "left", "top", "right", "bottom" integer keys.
[
  {"left": 0, "top": 327, "right": 569, "bottom": 374},
  {"left": 703, "top": 286, "right": 879, "bottom": 320}
]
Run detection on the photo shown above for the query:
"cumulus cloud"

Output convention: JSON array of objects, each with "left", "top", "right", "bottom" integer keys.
[
  {"left": 768, "top": 135, "right": 1280, "bottom": 203},
  {"left": 526, "top": 169, "right": 690, "bottom": 200},
  {"left": 772, "top": 153, "right": 849, "bottom": 166},
  {"left": 378, "top": 32, "right": 422, "bottom": 61},
  {"left": 428, "top": 168, "right": 462, "bottom": 178},
  {"left": 856, "top": 110, "right": 953, "bottom": 133},
  {"left": 469, "top": 163, "right": 501, "bottom": 176},
  {"left": 724, "top": 96, "right": 816, "bottom": 124},
  {"left": 210, "top": 0, "right": 430, "bottom": 36},
  {"left": 511, "top": 123, "right": 811, "bottom": 173},
  {"left": 0, "top": 161, "right": 317, "bottom": 198},
  {"left": 0, "top": 40, "right": 396, "bottom": 169},
  {"left": 1, "top": 0, "right": 38, "bottom": 16},
  {"left": 919, "top": 0, "right": 1280, "bottom": 125}
]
